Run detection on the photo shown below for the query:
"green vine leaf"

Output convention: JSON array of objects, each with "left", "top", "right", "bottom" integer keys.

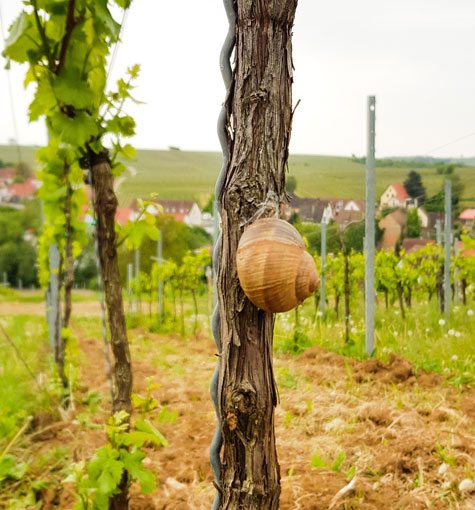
[
  {"left": 2, "top": 12, "right": 38, "bottom": 63},
  {"left": 53, "top": 68, "right": 95, "bottom": 109},
  {"left": 50, "top": 111, "right": 99, "bottom": 146},
  {"left": 29, "top": 79, "right": 57, "bottom": 121},
  {"left": 87, "top": 445, "right": 124, "bottom": 496},
  {"left": 120, "top": 449, "right": 156, "bottom": 494}
]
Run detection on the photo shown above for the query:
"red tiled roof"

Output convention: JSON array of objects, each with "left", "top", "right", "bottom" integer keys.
[
  {"left": 459, "top": 209, "right": 475, "bottom": 221},
  {"left": 0, "top": 167, "right": 16, "bottom": 180},
  {"left": 391, "top": 183, "right": 409, "bottom": 201},
  {"left": 334, "top": 209, "right": 364, "bottom": 225},
  {"left": 9, "top": 179, "right": 36, "bottom": 197},
  {"left": 402, "top": 238, "right": 435, "bottom": 254},
  {"left": 115, "top": 207, "right": 134, "bottom": 225}
]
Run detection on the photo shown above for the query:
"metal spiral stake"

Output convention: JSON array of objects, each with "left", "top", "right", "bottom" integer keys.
[{"left": 210, "top": 1, "right": 235, "bottom": 508}]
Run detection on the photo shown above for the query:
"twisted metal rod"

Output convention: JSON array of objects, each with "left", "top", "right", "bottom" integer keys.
[{"left": 210, "top": 1, "right": 236, "bottom": 508}]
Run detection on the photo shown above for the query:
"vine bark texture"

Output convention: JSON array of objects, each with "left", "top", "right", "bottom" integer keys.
[{"left": 217, "top": 1, "right": 298, "bottom": 508}]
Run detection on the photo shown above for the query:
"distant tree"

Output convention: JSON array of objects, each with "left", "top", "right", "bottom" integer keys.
[
  {"left": 403, "top": 170, "right": 426, "bottom": 205},
  {"left": 406, "top": 208, "right": 421, "bottom": 238},
  {"left": 285, "top": 175, "right": 297, "bottom": 194},
  {"left": 436, "top": 164, "right": 455, "bottom": 175},
  {"left": 15, "top": 162, "right": 33, "bottom": 182},
  {"left": 202, "top": 193, "right": 214, "bottom": 214},
  {"left": 288, "top": 211, "right": 301, "bottom": 225},
  {"left": 425, "top": 174, "right": 465, "bottom": 217},
  {"left": 0, "top": 208, "right": 38, "bottom": 287},
  {"left": 118, "top": 214, "right": 211, "bottom": 283}
]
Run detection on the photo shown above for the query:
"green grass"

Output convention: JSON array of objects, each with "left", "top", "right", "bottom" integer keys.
[
  {"left": 0, "top": 288, "right": 98, "bottom": 303},
  {"left": 0, "top": 315, "right": 54, "bottom": 441},
  {"left": 274, "top": 298, "right": 475, "bottom": 387},
  {"left": 2, "top": 145, "right": 474, "bottom": 207}
]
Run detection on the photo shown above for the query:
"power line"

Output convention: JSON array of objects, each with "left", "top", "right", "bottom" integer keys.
[
  {"left": 424, "top": 130, "right": 475, "bottom": 157},
  {"left": 0, "top": 2, "right": 23, "bottom": 164},
  {"left": 106, "top": 7, "right": 129, "bottom": 84}
]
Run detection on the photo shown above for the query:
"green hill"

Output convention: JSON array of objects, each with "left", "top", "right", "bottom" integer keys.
[{"left": 1, "top": 145, "right": 474, "bottom": 207}]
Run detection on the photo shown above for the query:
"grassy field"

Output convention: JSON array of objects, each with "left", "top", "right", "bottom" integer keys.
[{"left": 2, "top": 144, "right": 474, "bottom": 207}]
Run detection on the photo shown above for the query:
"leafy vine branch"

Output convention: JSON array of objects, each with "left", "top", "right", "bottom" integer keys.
[{"left": 3, "top": 1, "right": 159, "bottom": 507}]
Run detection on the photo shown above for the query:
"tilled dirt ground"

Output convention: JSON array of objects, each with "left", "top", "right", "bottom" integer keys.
[{"left": 19, "top": 325, "right": 475, "bottom": 510}]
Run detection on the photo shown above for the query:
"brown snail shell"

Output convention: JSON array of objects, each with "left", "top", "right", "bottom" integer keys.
[{"left": 236, "top": 218, "right": 319, "bottom": 313}]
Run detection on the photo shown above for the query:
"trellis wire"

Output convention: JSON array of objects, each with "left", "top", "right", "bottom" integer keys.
[{"left": 210, "top": 0, "right": 236, "bottom": 508}]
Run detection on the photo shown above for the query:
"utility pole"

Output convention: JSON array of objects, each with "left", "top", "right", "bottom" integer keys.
[
  {"left": 365, "top": 96, "right": 376, "bottom": 356},
  {"left": 444, "top": 179, "right": 452, "bottom": 314},
  {"left": 319, "top": 220, "right": 327, "bottom": 316}
]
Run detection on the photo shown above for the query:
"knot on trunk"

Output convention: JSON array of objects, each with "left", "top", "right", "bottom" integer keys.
[{"left": 232, "top": 383, "right": 256, "bottom": 415}]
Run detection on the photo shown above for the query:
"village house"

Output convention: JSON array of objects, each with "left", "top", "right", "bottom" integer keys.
[
  {"left": 328, "top": 198, "right": 365, "bottom": 214},
  {"left": 152, "top": 199, "right": 202, "bottom": 227},
  {"left": 0, "top": 167, "right": 16, "bottom": 186},
  {"left": 294, "top": 197, "right": 332, "bottom": 223},
  {"left": 378, "top": 209, "right": 407, "bottom": 250},
  {"left": 334, "top": 209, "right": 364, "bottom": 228},
  {"left": 380, "top": 183, "right": 410, "bottom": 209},
  {"left": 0, "top": 167, "right": 40, "bottom": 204},
  {"left": 459, "top": 209, "right": 475, "bottom": 231},
  {"left": 417, "top": 209, "right": 444, "bottom": 239},
  {"left": 115, "top": 207, "right": 136, "bottom": 226},
  {"left": 401, "top": 238, "right": 435, "bottom": 254},
  {"left": 7, "top": 178, "right": 39, "bottom": 202}
]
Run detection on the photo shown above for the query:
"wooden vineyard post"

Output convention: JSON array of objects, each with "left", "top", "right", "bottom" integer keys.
[
  {"left": 216, "top": 1, "right": 299, "bottom": 507},
  {"left": 90, "top": 153, "right": 133, "bottom": 510}
]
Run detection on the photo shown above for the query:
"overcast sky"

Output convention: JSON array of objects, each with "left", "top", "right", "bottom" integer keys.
[{"left": 1, "top": 0, "right": 474, "bottom": 158}]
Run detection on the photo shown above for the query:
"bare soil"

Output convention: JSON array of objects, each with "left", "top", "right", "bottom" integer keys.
[
  {"left": 11, "top": 326, "right": 475, "bottom": 509},
  {"left": 0, "top": 301, "right": 102, "bottom": 316}
]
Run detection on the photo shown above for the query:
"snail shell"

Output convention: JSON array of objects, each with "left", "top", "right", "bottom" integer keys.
[{"left": 236, "top": 218, "right": 318, "bottom": 313}]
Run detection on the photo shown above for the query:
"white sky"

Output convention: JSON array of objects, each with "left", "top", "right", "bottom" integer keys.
[{"left": 1, "top": 0, "right": 474, "bottom": 158}]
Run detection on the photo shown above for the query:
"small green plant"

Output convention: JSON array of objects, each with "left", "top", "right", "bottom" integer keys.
[
  {"left": 157, "top": 406, "right": 178, "bottom": 424},
  {"left": 310, "top": 451, "right": 327, "bottom": 469},
  {"left": 310, "top": 450, "right": 346, "bottom": 472},
  {"left": 433, "top": 444, "right": 456, "bottom": 467},
  {"left": 66, "top": 410, "right": 167, "bottom": 509},
  {"left": 0, "top": 455, "right": 28, "bottom": 485},
  {"left": 331, "top": 451, "right": 346, "bottom": 472},
  {"left": 276, "top": 367, "right": 298, "bottom": 390},
  {"left": 132, "top": 378, "right": 160, "bottom": 417}
]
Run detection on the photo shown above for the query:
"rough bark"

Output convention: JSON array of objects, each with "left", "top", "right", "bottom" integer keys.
[
  {"left": 63, "top": 178, "right": 74, "bottom": 330},
  {"left": 217, "top": 2, "right": 298, "bottom": 508},
  {"left": 343, "top": 252, "right": 350, "bottom": 344},
  {"left": 437, "top": 265, "right": 444, "bottom": 313},
  {"left": 91, "top": 154, "right": 132, "bottom": 510},
  {"left": 397, "top": 282, "right": 406, "bottom": 320}
]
